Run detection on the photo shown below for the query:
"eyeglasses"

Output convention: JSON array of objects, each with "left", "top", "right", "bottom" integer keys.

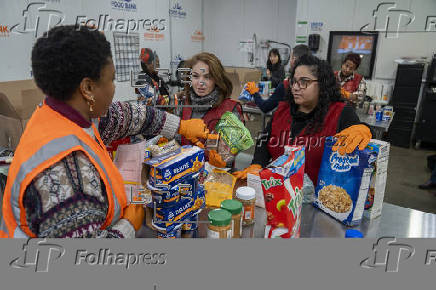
[{"left": 291, "top": 77, "right": 318, "bottom": 89}]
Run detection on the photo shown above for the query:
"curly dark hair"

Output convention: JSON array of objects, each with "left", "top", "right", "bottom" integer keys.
[
  {"left": 343, "top": 53, "right": 361, "bottom": 69},
  {"left": 267, "top": 48, "right": 282, "bottom": 71},
  {"left": 31, "top": 25, "right": 112, "bottom": 101},
  {"left": 288, "top": 54, "right": 343, "bottom": 134}
]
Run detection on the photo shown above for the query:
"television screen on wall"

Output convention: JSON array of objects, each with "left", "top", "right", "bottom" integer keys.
[{"left": 327, "top": 31, "right": 379, "bottom": 79}]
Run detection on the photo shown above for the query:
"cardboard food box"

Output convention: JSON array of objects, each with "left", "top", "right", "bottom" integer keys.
[
  {"left": 224, "top": 67, "right": 262, "bottom": 100},
  {"left": 364, "top": 140, "right": 390, "bottom": 220},
  {"left": 0, "top": 80, "right": 45, "bottom": 149}
]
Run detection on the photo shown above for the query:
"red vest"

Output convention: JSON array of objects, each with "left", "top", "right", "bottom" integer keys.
[
  {"left": 267, "top": 101, "right": 345, "bottom": 184},
  {"left": 335, "top": 71, "right": 363, "bottom": 93},
  {"left": 181, "top": 98, "right": 243, "bottom": 145}
]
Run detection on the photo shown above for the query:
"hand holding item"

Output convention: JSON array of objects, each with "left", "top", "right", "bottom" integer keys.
[
  {"left": 340, "top": 87, "right": 351, "bottom": 100},
  {"left": 245, "top": 82, "right": 259, "bottom": 95},
  {"left": 266, "top": 69, "right": 271, "bottom": 78},
  {"left": 178, "top": 119, "right": 209, "bottom": 148},
  {"left": 123, "top": 202, "right": 145, "bottom": 231},
  {"left": 232, "top": 164, "right": 262, "bottom": 180},
  {"left": 208, "top": 149, "right": 227, "bottom": 168},
  {"left": 332, "top": 124, "right": 372, "bottom": 155}
]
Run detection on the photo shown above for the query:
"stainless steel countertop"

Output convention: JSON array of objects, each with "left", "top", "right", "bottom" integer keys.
[
  {"left": 136, "top": 202, "right": 436, "bottom": 238},
  {"left": 357, "top": 111, "right": 393, "bottom": 131}
]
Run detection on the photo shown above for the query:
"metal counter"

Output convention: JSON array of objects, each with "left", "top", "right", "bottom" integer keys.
[
  {"left": 136, "top": 202, "right": 436, "bottom": 238},
  {"left": 357, "top": 111, "right": 393, "bottom": 140}
]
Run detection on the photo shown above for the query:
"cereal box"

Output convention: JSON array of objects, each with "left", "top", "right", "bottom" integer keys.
[
  {"left": 314, "top": 137, "right": 377, "bottom": 226},
  {"left": 364, "top": 140, "right": 390, "bottom": 220},
  {"left": 145, "top": 145, "right": 205, "bottom": 188},
  {"left": 260, "top": 146, "right": 305, "bottom": 238}
]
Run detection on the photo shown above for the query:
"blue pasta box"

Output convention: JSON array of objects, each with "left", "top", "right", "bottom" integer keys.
[
  {"left": 146, "top": 171, "right": 200, "bottom": 208},
  {"left": 313, "top": 137, "right": 377, "bottom": 226},
  {"left": 146, "top": 145, "right": 205, "bottom": 188},
  {"left": 152, "top": 187, "right": 205, "bottom": 233}
]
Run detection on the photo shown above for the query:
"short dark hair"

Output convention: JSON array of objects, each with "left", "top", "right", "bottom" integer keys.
[
  {"left": 289, "top": 54, "right": 343, "bottom": 133},
  {"left": 31, "top": 25, "right": 112, "bottom": 101},
  {"left": 343, "top": 53, "right": 361, "bottom": 69},
  {"left": 292, "top": 44, "right": 311, "bottom": 60}
]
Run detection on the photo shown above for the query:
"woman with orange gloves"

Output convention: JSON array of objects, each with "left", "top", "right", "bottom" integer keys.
[
  {"left": 178, "top": 52, "right": 244, "bottom": 168},
  {"left": 1, "top": 26, "right": 209, "bottom": 238},
  {"left": 233, "top": 55, "right": 372, "bottom": 184}
]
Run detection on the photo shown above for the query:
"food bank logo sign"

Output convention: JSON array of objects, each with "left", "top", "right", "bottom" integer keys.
[
  {"left": 0, "top": 25, "right": 10, "bottom": 37},
  {"left": 361, "top": 237, "right": 415, "bottom": 272},
  {"left": 169, "top": 2, "right": 187, "bottom": 18},
  {"left": 111, "top": 0, "right": 137, "bottom": 12},
  {"left": 10, "top": 238, "right": 65, "bottom": 272},
  {"left": 10, "top": 2, "right": 65, "bottom": 38}
]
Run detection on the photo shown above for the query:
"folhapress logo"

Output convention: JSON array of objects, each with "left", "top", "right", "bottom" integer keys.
[
  {"left": 10, "top": 238, "right": 65, "bottom": 272},
  {"left": 360, "top": 237, "right": 415, "bottom": 272},
  {"left": 360, "top": 2, "right": 415, "bottom": 38},
  {"left": 10, "top": 2, "right": 65, "bottom": 38}
]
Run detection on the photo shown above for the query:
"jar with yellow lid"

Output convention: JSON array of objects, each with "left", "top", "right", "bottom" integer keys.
[
  {"left": 220, "top": 199, "right": 243, "bottom": 238},
  {"left": 236, "top": 186, "right": 256, "bottom": 226},
  {"left": 207, "top": 209, "right": 232, "bottom": 239}
]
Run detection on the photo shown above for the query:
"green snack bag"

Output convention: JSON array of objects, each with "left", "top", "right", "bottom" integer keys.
[{"left": 215, "top": 112, "right": 254, "bottom": 155}]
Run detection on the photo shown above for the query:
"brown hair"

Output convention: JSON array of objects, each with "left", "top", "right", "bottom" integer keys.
[{"left": 183, "top": 52, "right": 233, "bottom": 106}]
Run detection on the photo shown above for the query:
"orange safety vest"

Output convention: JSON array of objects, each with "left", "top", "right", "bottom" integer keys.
[{"left": 0, "top": 102, "right": 127, "bottom": 238}]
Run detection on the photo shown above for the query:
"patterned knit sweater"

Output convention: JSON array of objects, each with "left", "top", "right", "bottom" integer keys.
[{"left": 23, "top": 98, "right": 180, "bottom": 238}]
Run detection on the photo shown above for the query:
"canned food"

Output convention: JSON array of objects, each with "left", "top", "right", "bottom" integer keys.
[{"left": 375, "top": 110, "right": 383, "bottom": 122}]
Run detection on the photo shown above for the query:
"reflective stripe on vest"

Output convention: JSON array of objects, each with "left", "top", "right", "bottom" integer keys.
[
  {"left": 8, "top": 135, "right": 121, "bottom": 231},
  {"left": 2, "top": 103, "right": 126, "bottom": 238}
]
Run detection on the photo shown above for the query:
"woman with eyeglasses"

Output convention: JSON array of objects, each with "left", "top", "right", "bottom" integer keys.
[{"left": 233, "top": 55, "right": 372, "bottom": 184}]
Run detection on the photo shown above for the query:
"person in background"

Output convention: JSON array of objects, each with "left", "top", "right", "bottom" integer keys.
[
  {"left": 253, "top": 44, "right": 311, "bottom": 113},
  {"left": 335, "top": 53, "right": 366, "bottom": 103},
  {"left": 0, "top": 25, "right": 208, "bottom": 238},
  {"left": 264, "top": 48, "right": 285, "bottom": 88},
  {"left": 178, "top": 52, "right": 244, "bottom": 168},
  {"left": 419, "top": 167, "right": 436, "bottom": 192},
  {"left": 234, "top": 55, "right": 372, "bottom": 184},
  {"left": 137, "top": 48, "right": 170, "bottom": 99}
]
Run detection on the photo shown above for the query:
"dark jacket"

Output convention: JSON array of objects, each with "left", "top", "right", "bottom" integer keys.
[{"left": 265, "top": 63, "right": 285, "bottom": 88}]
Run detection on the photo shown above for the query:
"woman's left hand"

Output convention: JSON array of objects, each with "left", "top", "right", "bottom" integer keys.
[{"left": 332, "top": 124, "right": 372, "bottom": 155}]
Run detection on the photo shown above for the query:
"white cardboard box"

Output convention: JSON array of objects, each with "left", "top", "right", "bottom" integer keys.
[{"left": 364, "top": 139, "right": 390, "bottom": 220}]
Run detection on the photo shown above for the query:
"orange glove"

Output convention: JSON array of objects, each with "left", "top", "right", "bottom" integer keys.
[
  {"left": 340, "top": 87, "right": 351, "bottom": 99},
  {"left": 233, "top": 164, "right": 262, "bottom": 180},
  {"left": 178, "top": 119, "right": 209, "bottom": 148},
  {"left": 208, "top": 149, "right": 226, "bottom": 168},
  {"left": 332, "top": 124, "right": 372, "bottom": 155},
  {"left": 246, "top": 82, "right": 259, "bottom": 95},
  {"left": 122, "top": 203, "right": 145, "bottom": 231},
  {"left": 157, "top": 137, "right": 169, "bottom": 145}
]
